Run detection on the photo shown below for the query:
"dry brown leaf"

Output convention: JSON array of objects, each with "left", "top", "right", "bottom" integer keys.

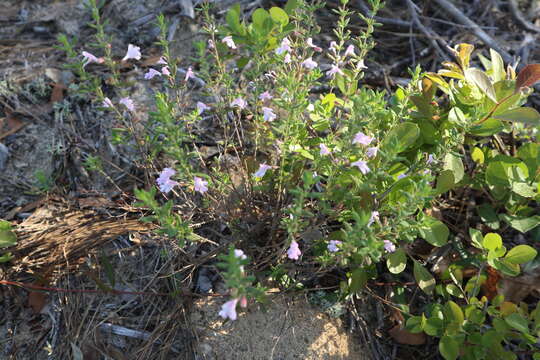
[
  {"left": 388, "top": 324, "right": 426, "bottom": 345},
  {"left": 50, "top": 83, "right": 66, "bottom": 103},
  {"left": 0, "top": 109, "right": 26, "bottom": 140},
  {"left": 28, "top": 290, "right": 48, "bottom": 314}
]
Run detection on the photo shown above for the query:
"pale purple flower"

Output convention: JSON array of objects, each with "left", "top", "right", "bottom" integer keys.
[
  {"left": 319, "top": 143, "right": 331, "bottom": 156},
  {"left": 383, "top": 240, "right": 396, "bottom": 253},
  {"left": 329, "top": 41, "right": 338, "bottom": 52},
  {"left": 157, "top": 168, "right": 179, "bottom": 193},
  {"left": 351, "top": 160, "right": 370, "bottom": 175},
  {"left": 326, "top": 64, "right": 344, "bottom": 77},
  {"left": 161, "top": 66, "right": 170, "bottom": 76},
  {"left": 194, "top": 176, "right": 208, "bottom": 194},
  {"left": 144, "top": 68, "right": 161, "bottom": 80},
  {"left": 157, "top": 56, "right": 167, "bottom": 65},
  {"left": 102, "top": 97, "right": 113, "bottom": 108},
  {"left": 366, "top": 147, "right": 378, "bottom": 158},
  {"left": 231, "top": 97, "right": 247, "bottom": 109},
  {"left": 306, "top": 37, "right": 322, "bottom": 52},
  {"left": 427, "top": 154, "right": 436, "bottom": 165},
  {"left": 222, "top": 36, "right": 237, "bottom": 49},
  {"left": 262, "top": 107, "right": 276, "bottom": 122},
  {"left": 219, "top": 298, "right": 239, "bottom": 321},
  {"left": 253, "top": 163, "right": 272, "bottom": 178},
  {"left": 184, "top": 67, "right": 195, "bottom": 82},
  {"left": 344, "top": 45, "right": 355, "bottom": 57},
  {"left": 368, "top": 211, "right": 379, "bottom": 227},
  {"left": 357, "top": 59, "right": 368, "bottom": 70},
  {"left": 284, "top": 53, "right": 292, "bottom": 64},
  {"left": 234, "top": 249, "right": 247, "bottom": 260},
  {"left": 302, "top": 57, "right": 318, "bottom": 70},
  {"left": 82, "top": 51, "right": 104, "bottom": 64},
  {"left": 397, "top": 173, "right": 407, "bottom": 180},
  {"left": 275, "top": 37, "right": 291, "bottom": 55},
  {"left": 353, "top": 132, "right": 373, "bottom": 146},
  {"left": 287, "top": 240, "right": 301, "bottom": 260},
  {"left": 122, "top": 44, "right": 141, "bottom": 61},
  {"left": 327, "top": 240, "right": 342, "bottom": 253},
  {"left": 197, "top": 101, "right": 210, "bottom": 115},
  {"left": 119, "top": 97, "right": 135, "bottom": 112},
  {"left": 208, "top": 39, "right": 215, "bottom": 49},
  {"left": 259, "top": 91, "right": 273, "bottom": 101}
]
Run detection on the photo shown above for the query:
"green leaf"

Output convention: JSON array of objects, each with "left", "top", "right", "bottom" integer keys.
[
  {"left": 471, "top": 147, "right": 485, "bottom": 164},
  {"left": 490, "top": 49, "right": 505, "bottom": 82},
  {"left": 504, "top": 313, "right": 530, "bottom": 334},
  {"left": 439, "top": 335, "right": 460, "bottom": 360},
  {"left": 252, "top": 8, "right": 270, "bottom": 30},
  {"left": 469, "top": 228, "right": 484, "bottom": 249},
  {"left": 405, "top": 315, "right": 424, "bottom": 333},
  {"left": 493, "top": 107, "right": 540, "bottom": 126},
  {"left": 424, "top": 317, "right": 444, "bottom": 336},
  {"left": 435, "top": 170, "right": 455, "bottom": 194},
  {"left": 483, "top": 233, "right": 502, "bottom": 251},
  {"left": 499, "top": 214, "right": 540, "bottom": 233},
  {"left": 511, "top": 182, "right": 536, "bottom": 198},
  {"left": 465, "top": 68, "right": 497, "bottom": 103},
  {"left": 421, "top": 217, "right": 449, "bottom": 247},
  {"left": 505, "top": 245, "right": 537, "bottom": 265},
  {"left": 349, "top": 268, "right": 367, "bottom": 294},
  {"left": 0, "top": 220, "right": 17, "bottom": 248},
  {"left": 284, "top": 0, "right": 300, "bottom": 14},
  {"left": 469, "top": 118, "right": 504, "bottom": 136},
  {"left": 414, "top": 260, "right": 436, "bottom": 294},
  {"left": 477, "top": 203, "right": 500, "bottom": 230},
  {"left": 445, "top": 300, "right": 464, "bottom": 325},
  {"left": 387, "top": 248, "right": 407, "bottom": 274},
  {"left": 443, "top": 153, "right": 464, "bottom": 183},
  {"left": 226, "top": 3, "right": 244, "bottom": 35},
  {"left": 492, "top": 258, "right": 521, "bottom": 277},
  {"left": 0, "top": 253, "right": 13, "bottom": 263},
  {"left": 517, "top": 143, "right": 539, "bottom": 178},
  {"left": 269, "top": 7, "right": 289, "bottom": 26},
  {"left": 448, "top": 107, "right": 467, "bottom": 126},
  {"left": 382, "top": 122, "right": 420, "bottom": 153}
]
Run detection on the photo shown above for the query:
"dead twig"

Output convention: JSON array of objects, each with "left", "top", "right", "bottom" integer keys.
[
  {"left": 434, "top": 0, "right": 513, "bottom": 64},
  {"left": 508, "top": 0, "right": 540, "bottom": 34}
]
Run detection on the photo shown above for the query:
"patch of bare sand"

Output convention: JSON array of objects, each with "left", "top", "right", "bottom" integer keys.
[{"left": 191, "top": 295, "right": 366, "bottom": 360}]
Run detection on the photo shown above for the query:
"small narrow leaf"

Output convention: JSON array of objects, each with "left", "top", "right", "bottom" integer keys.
[{"left": 515, "top": 64, "right": 540, "bottom": 91}]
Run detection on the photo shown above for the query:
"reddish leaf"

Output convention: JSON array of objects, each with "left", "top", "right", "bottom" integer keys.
[
  {"left": 388, "top": 324, "right": 426, "bottom": 345},
  {"left": 515, "top": 64, "right": 540, "bottom": 91},
  {"left": 50, "top": 83, "right": 66, "bottom": 103}
]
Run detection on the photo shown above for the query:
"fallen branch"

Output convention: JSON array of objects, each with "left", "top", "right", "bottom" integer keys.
[
  {"left": 434, "top": 0, "right": 513, "bottom": 64},
  {"left": 508, "top": 0, "right": 540, "bottom": 34}
]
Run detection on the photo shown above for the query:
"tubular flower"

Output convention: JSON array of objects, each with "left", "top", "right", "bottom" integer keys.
[
  {"left": 368, "top": 211, "right": 379, "bottom": 227},
  {"left": 194, "top": 176, "right": 208, "bottom": 194},
  {"left": 351, "top": 160, "right": 370, "bottom": 175},
  {"left": 287, "top": 240, "right": 301, "bottom": 260},
  {"left": 384, "top": 240, "right": 396, "bottom": 253},
  {"left": 230, "top": 97, "right": 247, "bottom": 109},
  {"left": 122, "top": 44, "right": 141, "bottom": 61},
  {"left": 156, "top": 168, "right": 179, "bottom": 193},
  {"left": 352, "top": 132, "right": 373, "bottom": 146},
  {"left": 222, "top": 36, "right": 237, "bottom": 49},
  {"left": 262, "top": 107, "right": 276, "bottom": 122},
  {"left": 219, "top": 298, "right": 239, "bottom": 321},
  {"left": 144, "top": 68, "right": 161, "bottom": 80},
  {"left": 327, "top": 240, "right": 342, "bottom": 253},
  {"left": 302, "top": 57, "right": 318, "bottom": 70},
  {"left": 253, "top": 163, "right": 272, "bottom": 178},
  {"left": 119, "top": 97, "right": 135, "bottom": 112}
]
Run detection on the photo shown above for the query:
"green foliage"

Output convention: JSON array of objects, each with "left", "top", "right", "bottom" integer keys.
[{"left": 0, "top": 220, "right": 17, "bottom": 263}]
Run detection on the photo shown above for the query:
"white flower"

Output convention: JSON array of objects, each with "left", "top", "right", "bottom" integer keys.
[
  {"left": 222, "top": 36, "right": 237, "bottom": 49},
  {"left": 368, "top": 211, "right": 379, "bottom": 227},
  {"left": 351, "top": 160, "right": 370, "bottom": 175},
  {"left": 122, "top": 44, "right": 141, "bottom": 61},
  {"left": 275, "top": 37, "right": 291, "bottom": 55},
  {"left": 344, "top": 45, "right": 355, "bottom": 57}
]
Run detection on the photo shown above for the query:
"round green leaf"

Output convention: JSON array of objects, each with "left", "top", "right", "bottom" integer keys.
[
  {"left": 443, "top": 153, "right": 464, "bottom": 183},
  {"left": 504, "top": 313, "right": 530, "bottom": 334},
  {"left": 483, "top": 233, "right": 502, "bottom": 251},
  {"left": 504, "top": 245, "right": 537, "bottom": 265},
  {"left": 269, "top": 7, "right": 289, "bottom": 26},
  {"left": 421, "top": 218, "right": 449, "bottom": 247},
  {"left": 439, "top": 335, "right": 460, "bottom": 360},
  {"left": 414, "top": 260, "right": 436, "bottom": 294},
  {"left": 387, "top": 248, "right": 407, "bottom": 274},
  {"left": 445, "top": 300, "right": 464, "bottom": 325}
]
